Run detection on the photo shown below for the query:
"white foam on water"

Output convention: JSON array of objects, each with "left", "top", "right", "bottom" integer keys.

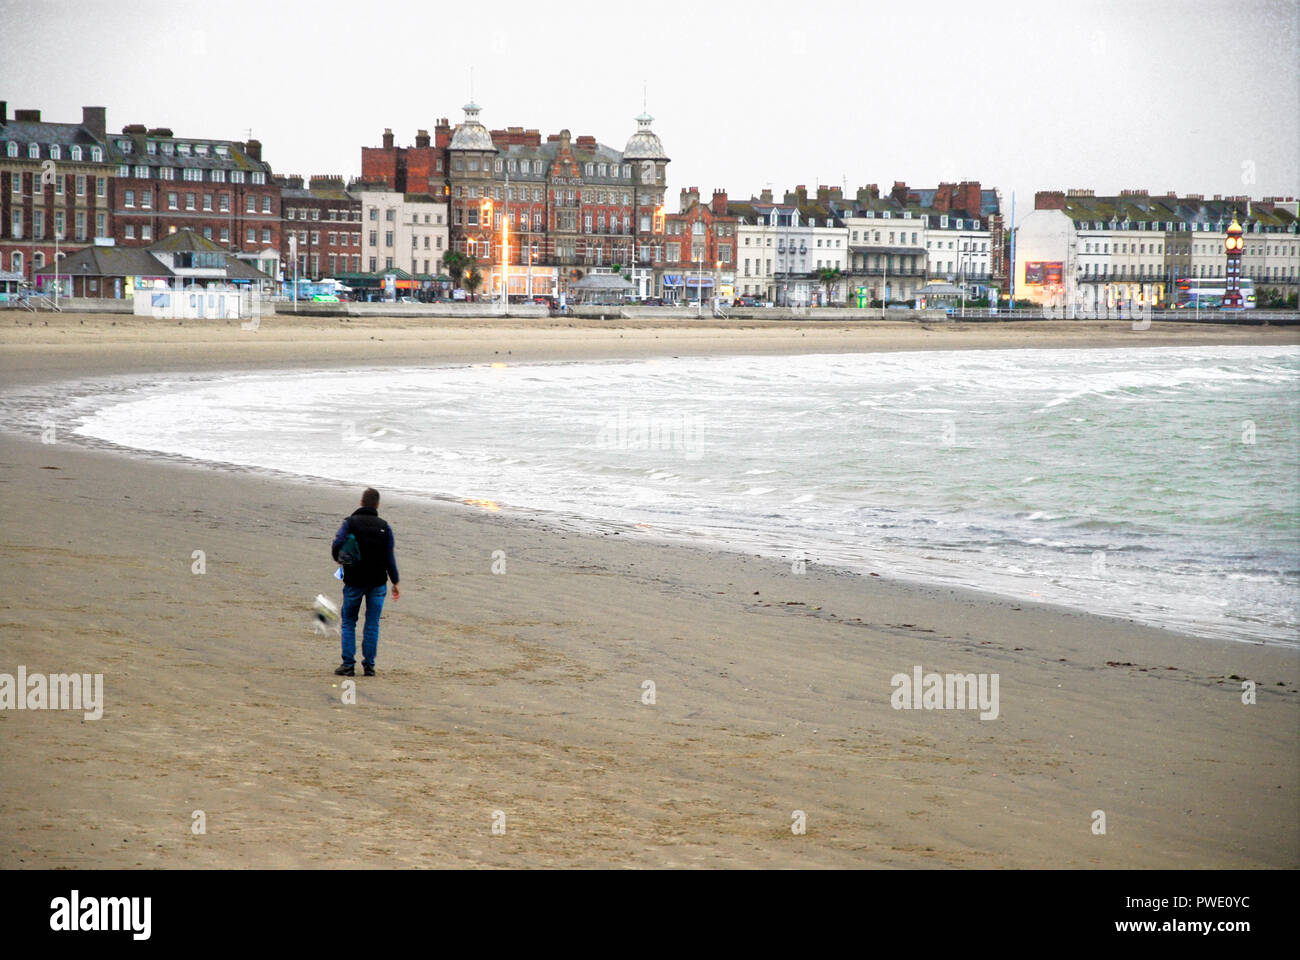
[{"left": 9, "top": 343, "right": 1296, "bottom": 646}]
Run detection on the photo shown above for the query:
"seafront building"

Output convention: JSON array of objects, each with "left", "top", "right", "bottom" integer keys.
[
  {"left": 729, "top": 187, "right": 848, "bottom": 305},
  {"left": 274, "top": 175, "right": 362, "bottom": 281},
  {"left": 1015, "top": 189, "right": 1300, "bottom": 309},
  {"left": 347, "top": 184, "right": 449, "bottom": 297},
  {"left": 657, "top": 188, "right": 739, "bottom": 304},
  {"left": 104, "top": 123, "right": 280, "bottom": 281},
  {"left": 362, "top": 104, "right": 670, "bottom": 300},
  {"left": 9, "top": 98, "right": 1299, "bottom": 311},
  {"left": 0, "top": 103, "right": 112, "bottom": 290}
]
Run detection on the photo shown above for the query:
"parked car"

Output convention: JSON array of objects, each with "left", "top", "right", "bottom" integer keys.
[{"left": 734, "top": 296, "right": 760, "bottom": 307}]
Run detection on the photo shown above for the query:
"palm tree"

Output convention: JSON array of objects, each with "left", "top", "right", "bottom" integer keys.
[
  {"left": 465, "top": 266, "right": 483, "bottom": 300},
  {"left": 817, "top": 267, "right": 843, "bottom": 306},
  {"left": 443, "top": 250, "right": 468, "bottom": 291}
]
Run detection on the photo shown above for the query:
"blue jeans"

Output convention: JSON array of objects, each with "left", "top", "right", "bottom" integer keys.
[{"left": 340, "top": 583, "right": 386, "bottom": 668}]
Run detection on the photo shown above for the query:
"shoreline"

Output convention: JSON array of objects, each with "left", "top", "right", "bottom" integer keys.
[{"left": 1, "top": 317, "right": 1296, "bottom": 868}]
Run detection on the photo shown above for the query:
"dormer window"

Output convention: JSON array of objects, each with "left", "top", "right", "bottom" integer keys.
[
  {"left": 28, "top": 143, "right": 39, "bottom": 159},
  {"left": 50, "top": 144, "right": 60, "bottom": 160},
  {"left": 70, "top": 145, "right": 82, "bottom": 161},
  {"left": 147, "top": 141, "right": 157, "bottom": 154},
  {"left": 177, "top": 143, "right": 191, "bottom": 155},
  {"left": 5, "top": 142, "right": 15, "bottom": 157},
  {"left": 195, "top": 144, "right": 208, "bottom": 156},
  {"left": 162, "top": 142, "right": 174, "bottom": 155},
  {"left": 585, "top": 163, "right": 594, "bottom": 176}
]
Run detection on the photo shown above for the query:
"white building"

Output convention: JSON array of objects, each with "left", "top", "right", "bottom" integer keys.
[
  {"left": 355, "top": 186, "right": 449, "bottom": 280},
  {"left": 1016, "top": 190, "right": 1298, "bottom": 310},
  {"left": 729, "top": 187, "right": 848, "bottom": 305}
]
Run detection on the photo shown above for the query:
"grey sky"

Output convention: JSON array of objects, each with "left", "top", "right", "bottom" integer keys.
[{"left": 2, "top": 0, "right": 1296, "bottom": 222}]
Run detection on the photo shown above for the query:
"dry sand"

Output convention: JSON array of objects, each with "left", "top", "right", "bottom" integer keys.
[{"left": 1, "top": 313, "right": 1296, "bottom": 868}]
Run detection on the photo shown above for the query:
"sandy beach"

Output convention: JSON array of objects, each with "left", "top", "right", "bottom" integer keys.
[{"left": 1, "top": 314, "right": 1296, "bottom": 869}]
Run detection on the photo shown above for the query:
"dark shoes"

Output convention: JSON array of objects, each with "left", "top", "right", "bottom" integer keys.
[{"left": 333, "top": 663, "right": 375, "bottom": 677}]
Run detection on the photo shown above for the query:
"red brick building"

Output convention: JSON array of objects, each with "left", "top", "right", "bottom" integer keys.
[
  {"left": 106, "top": 125, "right": 280, "bottom": 279},
  {"left": 360, "top": 126, "right": 448, "bottom": 195},
  {"left": 361, "top": 104, "right": 671, "bottom": 298},
  {"left": 0, "top": 102, "right": 113, "bottom": 287},
  {"left": 275, "top": 175, "right": 362, "bottom": 279},
  {"left": 656, "top": 188, "right": 738, "bottom": 303}
]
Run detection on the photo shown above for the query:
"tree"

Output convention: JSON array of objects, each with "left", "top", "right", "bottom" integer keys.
[
  {"left": 465, "top": 266, "right": 483, "bottom": 300},
  {"left": 443, "top": 250, "right": 469, "bottom": 291},
  {"left": 817, "top": 267, "right": 843, "bottom": 305}
]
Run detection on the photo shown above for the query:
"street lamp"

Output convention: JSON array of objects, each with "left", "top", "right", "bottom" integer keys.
[
  {"left": 289, "top": 232, "right": 298, "bottom": 312},
  {"left": 695, "top": 250, "right": 702, "bottom": 317}
]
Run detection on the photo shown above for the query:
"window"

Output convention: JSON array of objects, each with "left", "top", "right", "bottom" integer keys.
[
  {"left": 141, "top": 225, "right": 151, "bottom": 240},
  {"left": 220, "top": 228, "right": 229, "bottom": 243},
  {"left": 28, "top": 143, "right": 39, "bottom": 159},
  {"left": 251, "top": 172, "right": 265, "bottom": 185},
  {"left": 246, "top": 228, "right": 255, "bottom": 244},
  {"left": 203, "top": 193, "right": 212, "bottom": 211},
  {"left": 231, "top": 171, "right": 245, "bottom": 184},
  {"left": 262, "top": 229, "right": 271, "bottom": 244},
  {"left": 95, "top": 212, "right": 105, "bottom": 237},
  {"left": 76, "top": 174, "right": 86, "bottom": 196},
  {"left": 186, "top": 193, "right": 196, "bottom": 210},
  {"left": 90, "top": 147, "right": 102, "bottom": 162},
  {"left": 246, "top": 196, "right": 256, "bottom": 213},
  {"left": 142, "top": 190, "right": 152, "bottom": 209},
  {"left": 5, "top": 142, "right": 15, "bottom": 158},
  {"left": 124, "top": 224, "right": 135, "bottom": 239},
  {"left": 125, "top": 189, "right": 136, "bottom": 208},
  {"left": 384, "top": 231, "right": 393, "bottom": 247},
  {"left": 159, "top": 167, "right": 174, "bottom": 180},
  {"left": 218, "top": 193, "right": 229, "bottom": 212}
]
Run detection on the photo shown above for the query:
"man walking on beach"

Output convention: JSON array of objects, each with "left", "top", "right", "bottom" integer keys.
[{"left": 330, "top": 487, "right": 400, "bottom": 677}]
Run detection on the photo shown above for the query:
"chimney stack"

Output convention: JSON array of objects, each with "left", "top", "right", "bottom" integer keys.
[
  {"left": 759, "top": 188, "right": 773, "bottom": 203},
  {"left": 711, "top": 189, "right": 728, "bottom": 216},
  {"left": 82, "top": 106, "right": 106, "bottom": 142},
  {"left": 245, "top": 139, "right": 262, "bottom": 162},
  {"left": 0, "top": 101, "right": 6, "bottom": 125},
  {"left": 415, "top": 128, "right": 430, "bottom": 148},
  {"left": 15, "top": 109, "right": 42, "bottom": 122}
]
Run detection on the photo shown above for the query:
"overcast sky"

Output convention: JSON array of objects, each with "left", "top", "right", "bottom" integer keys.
[{"left": 2, "top": 0, "right": 1296, "bottom": 222}]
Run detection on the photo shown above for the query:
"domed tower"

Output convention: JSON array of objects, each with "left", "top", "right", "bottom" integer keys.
[
  {"left": 448, "top": 102, "right": 500, "bottom": 269},
  {"left": 624, "top": 112, "right": 670, "bottom": 258}
]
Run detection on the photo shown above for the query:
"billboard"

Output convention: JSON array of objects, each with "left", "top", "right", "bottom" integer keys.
[{"left": 1024, "top": 261, "right": 1063, "bottom": 286}]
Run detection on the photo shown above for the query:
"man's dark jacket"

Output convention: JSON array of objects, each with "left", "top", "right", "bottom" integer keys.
[{"left": 331, "top": 507, "right": 399, "bottom": 589}]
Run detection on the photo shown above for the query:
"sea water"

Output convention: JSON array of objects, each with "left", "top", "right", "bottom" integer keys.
[{"left": 16, "top": 344, "right": 1299, "bottom": 645}]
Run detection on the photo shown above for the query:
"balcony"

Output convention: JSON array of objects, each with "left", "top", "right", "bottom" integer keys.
[{"left": 843, "top": 266, "right": 926, "bottom": 277}]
